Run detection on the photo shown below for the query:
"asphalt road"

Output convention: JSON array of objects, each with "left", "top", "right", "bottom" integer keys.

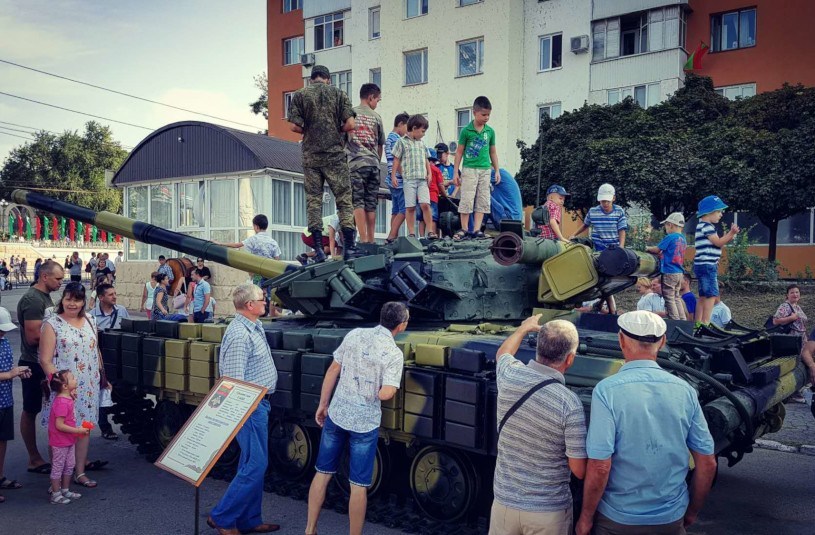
[{"left": 0, "top": 287, "right": 813, "bottom": 534}]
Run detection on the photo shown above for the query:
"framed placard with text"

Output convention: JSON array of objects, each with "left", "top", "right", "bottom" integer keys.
[{"left": 155, "top": 377, "right": 268, "bottom": 486}]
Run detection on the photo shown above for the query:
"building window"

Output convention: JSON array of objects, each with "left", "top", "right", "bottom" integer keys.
[
  {"left": 711, "top": 8, "right": 756, "bottom": 52},
  {"left": 592, "top": 7, "right": 683, "bottom": 61},
  {"left": 456, "top": 108, "right": 473, "bottom": 138},
  {"left": 331, "top": 71, "right": 352, "bottom": 96},
  {"left": 370, "top": 7, "right": 381, "bottom": 39},
  {"left": 406, "top": 0, "right": 428, "bottom": 19},
  {"left": 539, "top": 34, "right": 563, "bottom": 71},
  {"left": 459, "top": 0, "right": 482, "bottom": 6},
  {"left": 283, "top": 36, "right": 304, "bottom": 66},
  {"left": 283, "top": 92, "right": 295, "bottom": 119},
  {"left": 607, "top": 82, "right": 660, "bottom": 108},
  {"left": 370, "top": 68, "right": 382, "bottom": 88},
  {"left": 314, "top": 12, "right": 344, "bottom": 51},
  {"left": 457, "top": 38, "right": 484, "bottom": 76},
  {"left": 283, "top": 0, "right": 302, "bottom": 13},
  {"left": 538, "top": 103, "right": 562, "bottom": 123},
  {"left": 178, "top": 181, "right": 205, "bottom": 228},
  {"left": 715, "top": 83, "right": 756, "bottom": 100},
  {"left": 405, "top": 49, "right": 428, "bottom": 85}
]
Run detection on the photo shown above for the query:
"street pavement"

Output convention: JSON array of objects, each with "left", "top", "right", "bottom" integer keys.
[{"left": 0, "top": 286, "right": 813, "bottom": 534}]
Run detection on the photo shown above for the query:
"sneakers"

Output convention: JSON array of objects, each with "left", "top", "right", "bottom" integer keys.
[
  {"left": 296, "top": 253, "right": 309, "bottom": 266},
  {"left": 50, "top": 490, "right": 71, "bottom": 504}
]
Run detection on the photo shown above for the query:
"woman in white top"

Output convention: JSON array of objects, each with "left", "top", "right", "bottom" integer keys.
[{"left": 141, "top": 271, "right": 159, "bottom": 319}]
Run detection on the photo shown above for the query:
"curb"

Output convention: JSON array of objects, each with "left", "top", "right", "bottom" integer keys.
[{"left": 754, "top": 438, "right": 815, "bottom": 455}]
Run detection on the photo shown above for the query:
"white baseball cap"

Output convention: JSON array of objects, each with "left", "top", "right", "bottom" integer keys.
[
  {"left": 661, "top": 212, "right": 686, "bottom": 227},
  {"left": 597, "top": 183, "right": 615, "bottom": 201},
  {"left": 0, "top": 307, "right": 17, "bottom": 332},
  {"left": 617, "top": 310, "right": 666, "bottom": 343}
]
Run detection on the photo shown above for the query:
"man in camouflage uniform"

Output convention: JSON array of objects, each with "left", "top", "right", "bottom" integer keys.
[{"left": 288, "top": 65, "right": 359, "bottom": 262}]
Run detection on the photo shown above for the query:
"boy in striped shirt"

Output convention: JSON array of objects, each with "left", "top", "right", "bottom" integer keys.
[
  {"left": 571, "top": 184, "right": 627, "bottom": 251},
  {"left": 693, "top": 195, "right": 739, "bottom": 327}
]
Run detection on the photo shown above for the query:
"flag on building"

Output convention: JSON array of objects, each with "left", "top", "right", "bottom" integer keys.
[{"left": 684, "top": 42, "right": 709, "bottom": 71}]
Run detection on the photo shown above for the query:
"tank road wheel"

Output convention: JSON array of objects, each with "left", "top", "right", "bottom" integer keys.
[
  {"left": 409, "top": 446, "right": 479, "bottom": 522},
  {"left": 268, "top": 420, "right": 315, "bottom": 480},
  {"left": 153, "top": 400, "right": 184, "bottom": 449},
  {"left": 334, "top": 440, "right": 391, "bottom": 498}
]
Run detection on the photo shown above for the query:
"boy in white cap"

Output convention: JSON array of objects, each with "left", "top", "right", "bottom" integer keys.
[
  {"left": 693, "top": 195, "right": 739, "bottom": 328},
  {"left": 0, "top": 306, "right": 31, "bottom": 501},
  {"left": 646, "top": 212, "right": 688, "bottom": 320},
  {"left": 577, "top": 310, "right": 716, "bottom": 535},
  {"left": 570, "top": 184, "right": 628, "bottom": 251}
]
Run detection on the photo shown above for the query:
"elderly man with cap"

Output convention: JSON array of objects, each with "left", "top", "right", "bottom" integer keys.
[
  {"left": 576, "top": 311, "right": 717, "bottom": 535},
  {"left": 538, "top": 184, "right": 570, "bottom": 243},
  {"left": 287, "top": 65, "right": 359, "bottom": 262}
]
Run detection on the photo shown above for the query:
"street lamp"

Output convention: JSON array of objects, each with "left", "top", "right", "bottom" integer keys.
[{"left": 0, "top": 200, "right": 8, "bottom": 242}]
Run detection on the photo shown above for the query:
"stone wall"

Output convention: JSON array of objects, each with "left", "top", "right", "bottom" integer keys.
[{"left": 115, "top": 262, "right": 256, "bottom": 317}]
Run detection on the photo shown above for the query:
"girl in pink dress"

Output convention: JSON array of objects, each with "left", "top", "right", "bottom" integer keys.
[{"left": 45, "top": 370, "right": 90, "bottom": 504}]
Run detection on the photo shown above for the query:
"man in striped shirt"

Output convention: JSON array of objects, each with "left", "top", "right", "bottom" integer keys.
[
  {"left": 571, "top": 183, "right": 627, "bottom": 250},
  {"left": 490, "top": 315, "right": 587, "bottom": 535}
]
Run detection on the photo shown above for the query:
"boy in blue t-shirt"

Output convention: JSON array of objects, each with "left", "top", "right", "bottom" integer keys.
[
  {"left": 570, "top": 183, "right": 628, "bottom": 250},
  {"left": 0, "top": 306, "right": 30, "bottom": 501},
  {"left": 385, "top": 112, "right": 410, "bottom": 242},
  {"left": 693, "top": 195, "right": 739, "bottom": 327},
  {"left": 647, "top": 212, "right": 688, "bottom": 321}
]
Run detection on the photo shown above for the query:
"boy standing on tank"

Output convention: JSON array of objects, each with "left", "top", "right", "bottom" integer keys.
[
  {"left": 385, "top": 112, "right": 410, "bottom": 242},
  {"left": 646, "top": 212, "right": 688, "bottom": 321},
  {"left": 391, "top": 115, "right": 437, "bottom": 239},
  {"left": 453, "top": 96, "right": 500, "bottom": 240},
  {"left": 693, "top": 195, "right": 739, "bottom": 328}
]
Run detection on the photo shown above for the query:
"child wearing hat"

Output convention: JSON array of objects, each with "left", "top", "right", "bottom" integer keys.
[
  {"left": 646, "top": 212, "right": 688, "bottom": 321},
  {"left": 538, "top": 184, "right": 570, "bottom": 243},
  {"left": 693, "top": 196, "right": 739, "bottom": 327},
  {"left": 0, "top": 306, "right": 30, "bottom": 502},
  {"left": 570, "top": 184, "right": 628, "bottom": 250}
]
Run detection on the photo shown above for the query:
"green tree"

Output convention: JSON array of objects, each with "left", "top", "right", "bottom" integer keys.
[
  {"left": 0, "top": 121, "right": 127, "bottom": 213},
  {"left": 249, "top": 72, "right": 269, "bottom": 121}
]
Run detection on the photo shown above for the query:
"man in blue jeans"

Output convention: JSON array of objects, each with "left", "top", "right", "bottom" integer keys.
[
  {"left": 208, "top": 283, "right": 279, "bottom": 535},
  {"left": 305, "top": 302, "right": 409, "bottom": 535}
]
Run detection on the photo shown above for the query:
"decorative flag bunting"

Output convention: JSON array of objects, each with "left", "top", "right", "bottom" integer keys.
[{"left": 683, "top": 42, "right": 709, "bottom": 71}]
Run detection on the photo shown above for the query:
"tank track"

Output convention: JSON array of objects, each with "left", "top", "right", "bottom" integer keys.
[{"left": 112, "top": 390, "right": 488, "bottom": 534}]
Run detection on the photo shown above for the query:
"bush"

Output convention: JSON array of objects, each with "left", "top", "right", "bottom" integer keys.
[{"left": 721, "top": 225, "right": 779, "bottom": 282}]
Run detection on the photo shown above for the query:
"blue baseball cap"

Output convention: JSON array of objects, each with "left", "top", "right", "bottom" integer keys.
[
  {"left": 697, "top": 195, "right": 728, "bottom": 217},
  {"left": 546, "top": 184, "right": 569, "bottom": 196},
  {"left": 427, "top": 148, "right": 439, "bottom": 162}
]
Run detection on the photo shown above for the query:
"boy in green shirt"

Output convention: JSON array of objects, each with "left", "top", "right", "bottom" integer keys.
[{"left": 453, "top": 96, "right": 500, "bottom": 240}]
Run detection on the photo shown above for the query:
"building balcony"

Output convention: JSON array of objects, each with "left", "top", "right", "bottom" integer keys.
[
  {"left": 300, "top": 44, "right": 352, "bottom": 77},
  {"left": 593, "top": 0, "right": 688, "bottom": 21},
  {"left": 589, "top": 48, "right": 686, "bottom": 92}
]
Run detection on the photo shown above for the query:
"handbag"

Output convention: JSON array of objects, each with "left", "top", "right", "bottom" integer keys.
[
  {"left": 100, "top": 387, "right": 113, "bottom": 407},
  {"left": 765, "top": 303, "right": 794, "bottom": 334},
  {"left": 173, "top": 294, "right": 187, "bottom": 311}
]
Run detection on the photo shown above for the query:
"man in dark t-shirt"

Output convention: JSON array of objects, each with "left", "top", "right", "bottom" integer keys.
[{"left": 17, "top": 260, "right": 63, "bottom": 472}]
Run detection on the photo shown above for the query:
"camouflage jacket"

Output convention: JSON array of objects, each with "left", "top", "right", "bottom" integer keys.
[{"left": 288, "top": 82, "right": 356, "bottom": 166}]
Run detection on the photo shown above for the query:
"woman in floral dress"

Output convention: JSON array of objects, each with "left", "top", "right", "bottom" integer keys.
[{"left": 39, "top": 282, "right": 106, "bottom": 488}]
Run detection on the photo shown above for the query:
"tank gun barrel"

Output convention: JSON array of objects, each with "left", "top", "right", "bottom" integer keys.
[
  {"left": 490, "top": 233, "right": 566, "bottom": 266},
  {"left": 11, "top": 189, "right": 296, "bottom": 280}
]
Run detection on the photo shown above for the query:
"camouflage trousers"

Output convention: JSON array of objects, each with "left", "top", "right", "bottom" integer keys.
[{"left": 304, "top": 158, "right": 354, "bottom": 233}]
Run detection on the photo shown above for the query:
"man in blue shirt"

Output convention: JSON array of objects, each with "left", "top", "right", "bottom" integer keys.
[
  {"left": 489, "top": 168, "right": 523, "bottom": 227},
  {"left": 190, "top": 268, "right": 213, "bottom": 323},
  {"left": 576, "top": 311, "right": 717, "bottom": 535}
]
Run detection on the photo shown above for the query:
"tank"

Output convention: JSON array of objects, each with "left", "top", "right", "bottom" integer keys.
[{"left": 12, "top": 189, "right": 809, "bottom": 533}]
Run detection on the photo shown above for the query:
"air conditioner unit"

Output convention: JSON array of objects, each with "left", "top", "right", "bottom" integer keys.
[
  {"left": 300, "top": 53, "right": 315, "bottom": 66},
  {"left": 570, "top": 35, "right": 590, "bottom": 54}
]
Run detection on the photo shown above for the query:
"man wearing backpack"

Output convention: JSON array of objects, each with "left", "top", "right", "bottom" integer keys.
[{"left": 490, "top": 315, "right": 587, "bottom": 535}]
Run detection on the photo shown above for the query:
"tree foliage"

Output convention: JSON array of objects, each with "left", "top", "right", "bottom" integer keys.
[
  {"left": 249, "top": 72, "right": 269, "bottom": 121},
  {"left": 516, "top": 74, "right": 815, "bottom": 261},
  {"left": 0, "top": 121, "right": 127, "bottom": 213}
]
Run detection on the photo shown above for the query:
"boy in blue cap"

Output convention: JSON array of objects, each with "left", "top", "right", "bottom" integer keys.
[
  {"left": 693, "top": 195, "right": 739, "bottom": 327},
  {"left": 539, "top": 184, "right": 570, "bottom": 242}
]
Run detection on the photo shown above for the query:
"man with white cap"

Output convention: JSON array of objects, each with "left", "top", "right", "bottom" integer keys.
[{"left": 576, "top": 311, "right": 717, "bottom": 535}]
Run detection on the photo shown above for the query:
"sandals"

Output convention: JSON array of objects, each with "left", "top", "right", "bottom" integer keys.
[
  {"left": 61, "top": 489, "right": 82, "bottom": 500},
  {"left": 85, "top": 460, "right": 109, "bottom": 471},
  {"left": 101, "top": 431, "right": 118, "bottom": 441},
  {"left": 0, "top": 477, "right": 22, "bottom": 490},
  {"left": 74, "top": 473, "right": 97, "bottom": 488},
  {"left": 472, "top": 231, "right": 486, "bottom": 239},
  {"left": 408, "top": 233, "right": 417, "bottom": 238},
  {"left": 50, "top": 490, "right": 71, "bottom": 504},
  {"left": 453, "top": 230, "right": 468, "bottom": 241},
  {"left": 426, "top": 232, "right": 439, "bottom": 240},
  {"left": 27, "top": 463, "right": 51, "bottom": 474}
]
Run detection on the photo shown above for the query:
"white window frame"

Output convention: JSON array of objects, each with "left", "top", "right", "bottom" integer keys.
[
  {"left": 406, "top": 0, "right": 428, "bottom": 19},
  {"left": 456, "top": 108, "right": 473, "bottom": 139},
  {"left": 607, "top": 82, "right": 660, "bottom": 108},
  {"left": 457, "top": 37, "right": 484, "bottom": 77},
  {"left": 369, "top": 68, "right": 382, "bottom": 88},
  {"left": 404, "top": 48, "right": 429, "bottom": 86},
  {"left": 331, "top": 71, "right": 352, "bottom": 96},
  {"left": 593, "top": 7, "right": 683, "bottom": 62},
  {"left": 714, "top": 83, "right": 756, "bottom": 100},
  {"left": 283, "top": 36, "right": 304, "bottom": 66},
  {"left": 283, "top": 0, "right": 301, "bottom": 13},
  {"left": 711, "top": 7, "right": 756, "bottom": 52},
  {"left": 458, "top": 0, "right": 483, "bottom": 6},
  {"left": 369, "top": 7, "right": 381, "bottom": 40},
  {"left": 538, "top": 103, "right": 562, "bottom": 123},
  {"left": 539, "top": 33, "right": 563, "bottom": 72},
  {"left": 283, "top": 92, "right": 295, "bottom": 119},
  {"left": 314, "top": 12, "right": 344, "bottom": 51}
]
